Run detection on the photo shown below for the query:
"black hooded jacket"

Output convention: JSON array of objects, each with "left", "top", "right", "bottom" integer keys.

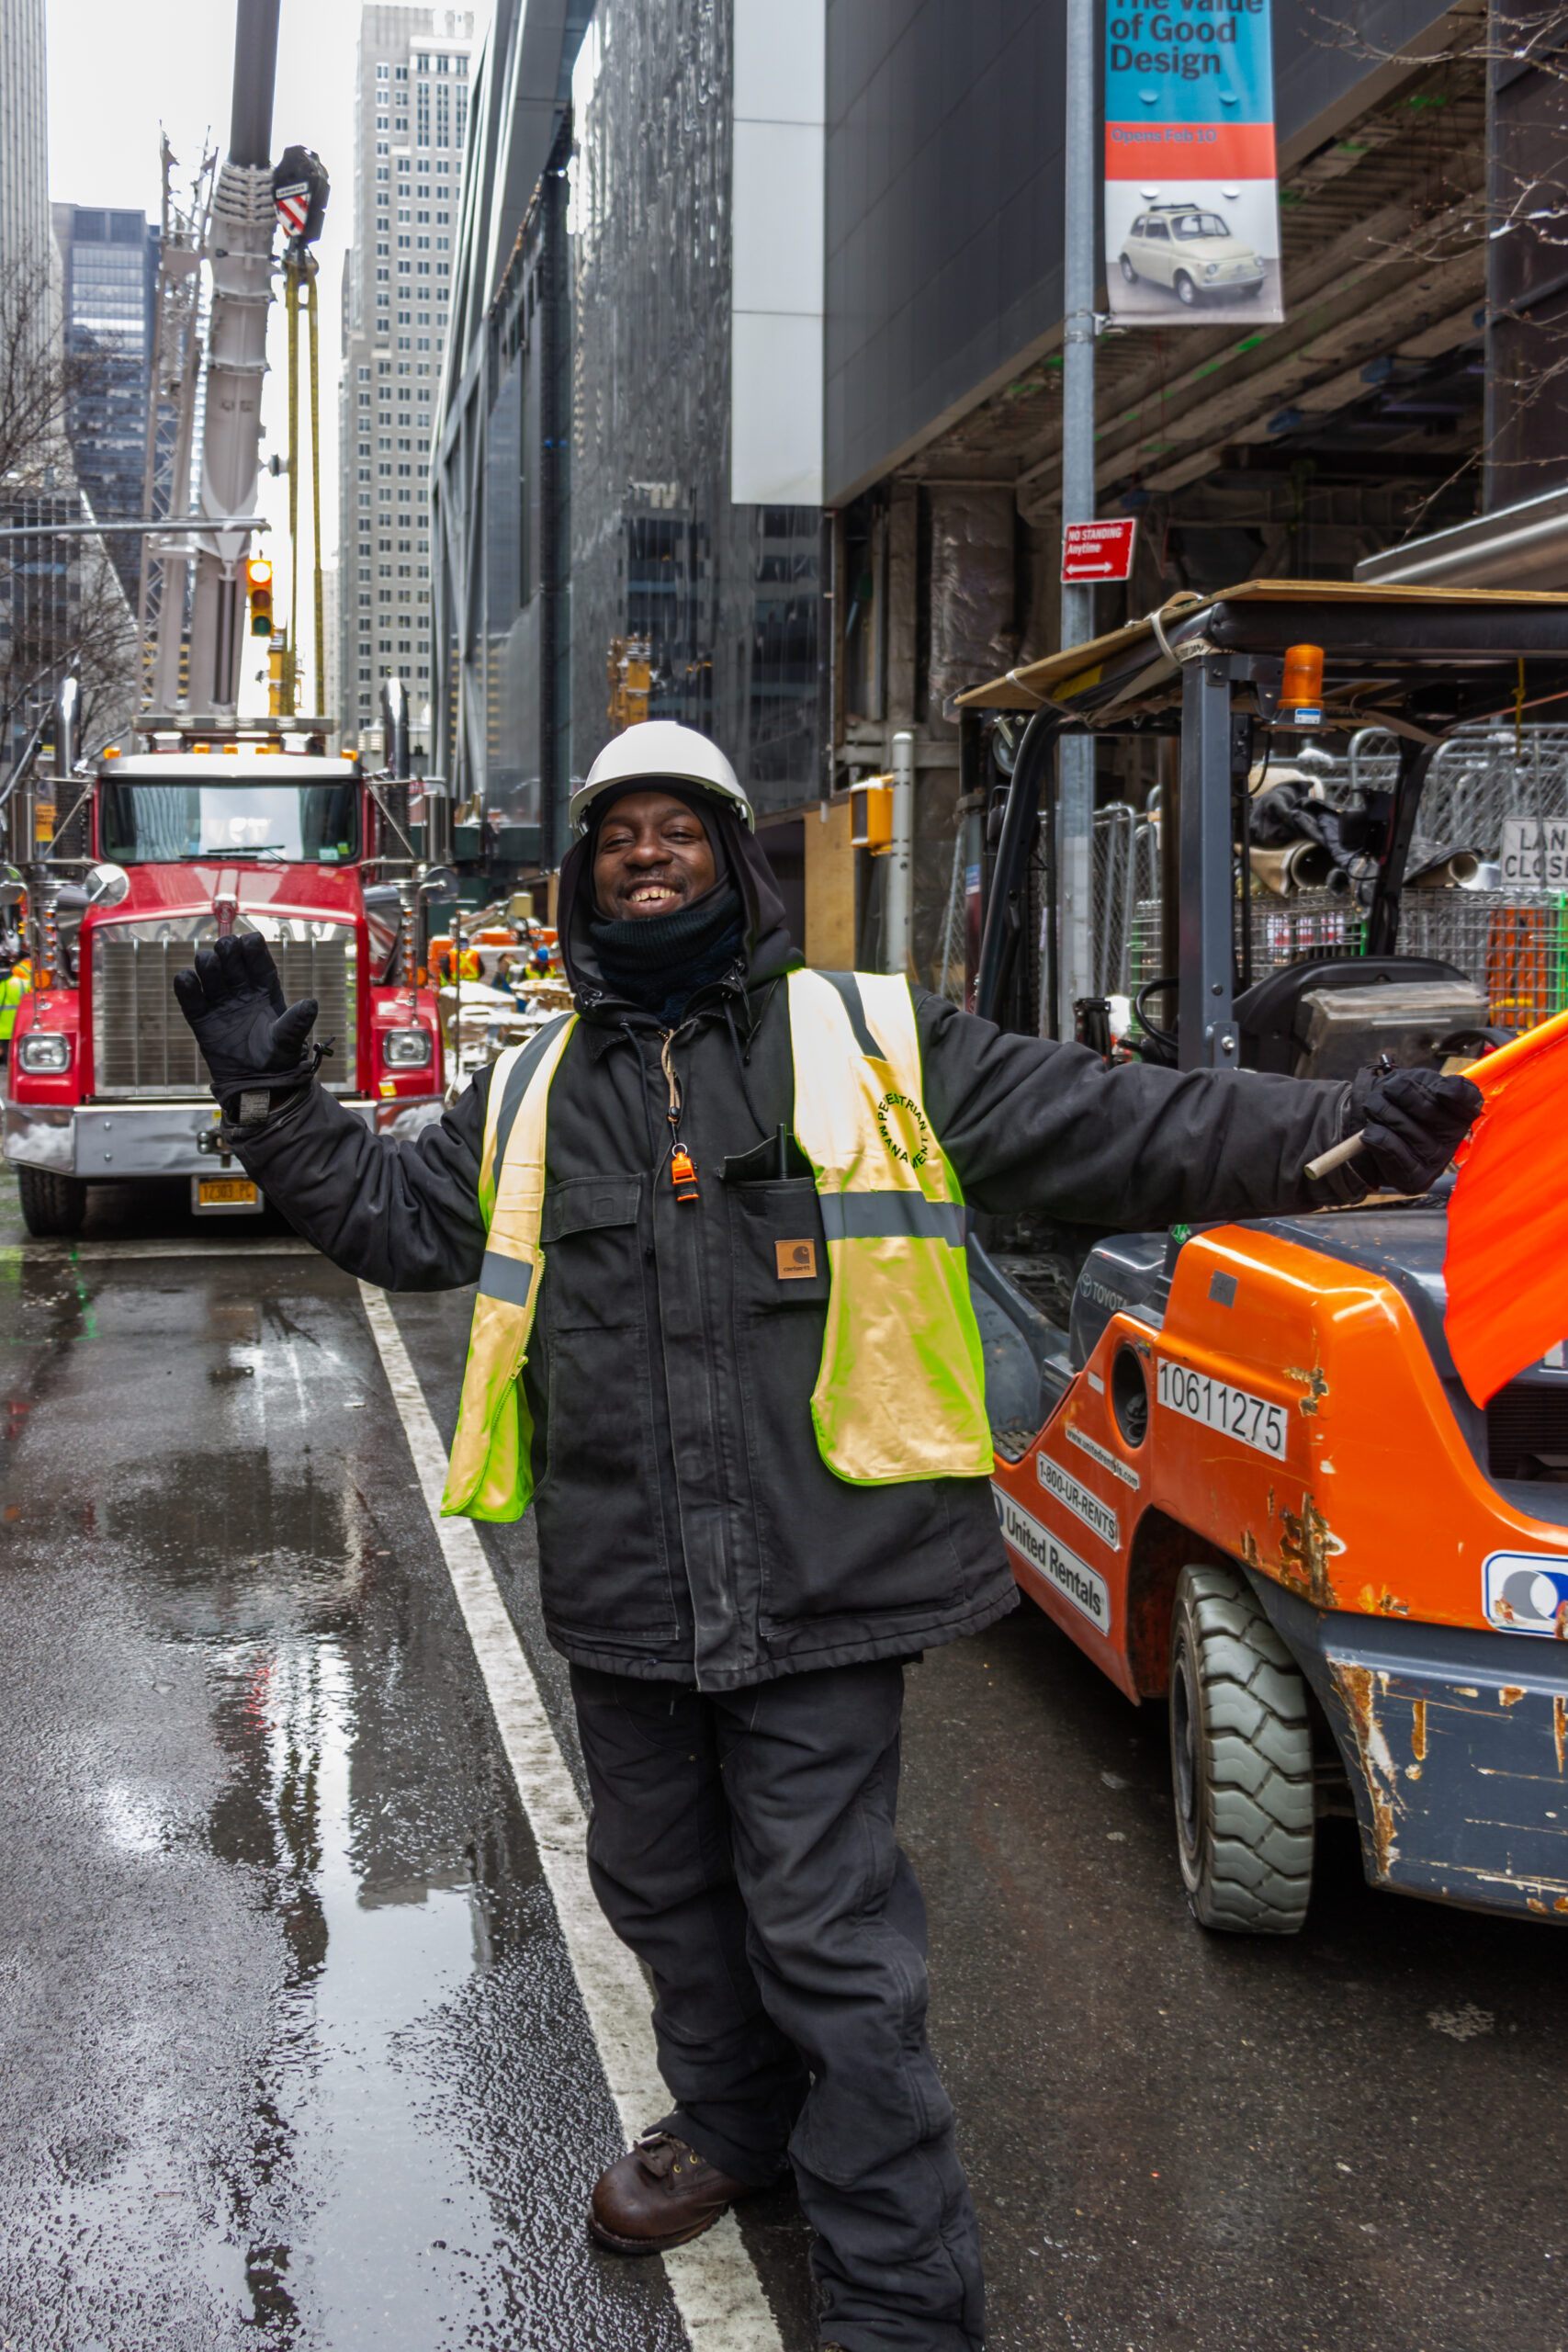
[{"left": 228, "top": 800, "right": 1364, "bottom": 1690}]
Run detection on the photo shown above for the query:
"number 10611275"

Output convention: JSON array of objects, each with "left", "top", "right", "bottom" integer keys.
[{"left": 1156, "top": 1359, "right": 1288, "bottom": 1458}]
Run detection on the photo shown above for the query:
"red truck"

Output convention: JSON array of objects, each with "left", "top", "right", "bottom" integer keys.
[{"left": 3, "top": 739, "right": 444, "bottom": 1236}]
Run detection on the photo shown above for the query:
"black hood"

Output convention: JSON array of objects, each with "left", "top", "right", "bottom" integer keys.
[{"left": 558, "top": 787, "right": 798, "bottom": 1012}]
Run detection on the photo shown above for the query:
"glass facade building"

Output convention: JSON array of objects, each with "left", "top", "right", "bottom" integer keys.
[
  {"left": 335, "top": 5, "right": 476, "bottom": 758},
  {"left": 52, "top": 206, "right": 159, "bottom": 607},
  {"left": 434, "top": 0, "right": 826, "bottom": 879}
]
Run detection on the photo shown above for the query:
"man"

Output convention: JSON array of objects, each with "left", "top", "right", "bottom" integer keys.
[
  {"left": 175, "top": 720, "right": 1477, "bottom": 2352},
  {"left": 0, "top": 955, "right": 30, "bottom": 1069}
]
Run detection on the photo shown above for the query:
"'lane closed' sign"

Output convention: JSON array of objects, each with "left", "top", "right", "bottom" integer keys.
[{"left": 1062, "top": 518, "right": 1137, "bottom": 583}]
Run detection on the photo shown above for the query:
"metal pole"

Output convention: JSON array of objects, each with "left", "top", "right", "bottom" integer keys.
[
  {"left": 1177, "top": 657, "right": 1237, "bottom": 1070},
  {"left": 308, "top": 264, "right": 325, "bottom": 716},
  {"left": 1056, "top": 0, "right": 1098, "bottom": 1035},
  {"left": 885, "top": 729, "right": 915, "bottom": 975}
]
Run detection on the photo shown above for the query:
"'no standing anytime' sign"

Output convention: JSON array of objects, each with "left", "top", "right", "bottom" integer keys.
[{"left": 1062, "top": 518, "right": 1137, "bottom": 582}]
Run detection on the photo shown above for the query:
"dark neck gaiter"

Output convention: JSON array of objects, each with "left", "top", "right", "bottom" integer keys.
[{"left": 589, "top": 883, "right": 745, "bottom": 1025}]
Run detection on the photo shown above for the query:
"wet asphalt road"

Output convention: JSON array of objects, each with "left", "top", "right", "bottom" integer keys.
[{"left": 0, "top": 1167, "right": 1564, "bottom": 2352}]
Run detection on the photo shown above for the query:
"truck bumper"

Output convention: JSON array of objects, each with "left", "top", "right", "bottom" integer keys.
[
  {"left": 1250, "top": 1572, "right": 1568, "bottom": 1923},
  {"left": 2, "top": 1096, "right": 433, "bottom": 1179}
]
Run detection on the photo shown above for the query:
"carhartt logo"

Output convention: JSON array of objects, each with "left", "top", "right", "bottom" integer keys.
[{"left": 776, "top": 1240, "right": 818, "bottom": 1279}]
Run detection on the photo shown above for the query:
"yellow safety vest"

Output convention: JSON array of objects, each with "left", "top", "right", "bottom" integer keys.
[
  {"left": 440, "top": 971, "right": 990, "bottom": 1521},
  {"left": 0, "top": 967, "right": 28, "bottom": 1041}
]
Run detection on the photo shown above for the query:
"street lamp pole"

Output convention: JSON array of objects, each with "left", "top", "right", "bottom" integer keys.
[{"left": 1056, "top": 0, "right": 1098, "bottom": 1035}]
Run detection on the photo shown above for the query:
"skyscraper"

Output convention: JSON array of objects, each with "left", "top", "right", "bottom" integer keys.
[
  {"left": 52, "top": 205, "right": 159, "bottom": 605},
  {"left": 0, "top": 0, "right": 51, "bottom": 284},
  {"left": 337, "top": 4, "right": 475, "bottom": 756}
]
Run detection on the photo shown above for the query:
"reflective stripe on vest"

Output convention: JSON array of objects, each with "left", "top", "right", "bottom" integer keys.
[
  {"left": 787, "top": 968, "right": 991, "bottom": 1484},
  {"left": 440, "top": 1012, "right": 578, "bottom": 1521},
  {"left": 438, "top": 975, "right": 991, "bottom": 1522}
]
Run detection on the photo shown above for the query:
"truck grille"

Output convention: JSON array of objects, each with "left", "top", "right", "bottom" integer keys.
[{"left": 92, "top": 933, "right": 357, "bottom": 1097}]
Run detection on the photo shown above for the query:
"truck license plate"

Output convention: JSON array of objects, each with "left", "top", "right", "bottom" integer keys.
[
  {"left": 1156, "top": 1358, "right": 1287, "bottom": 1458},
  {"left": 193, "top": 1176, "right": 261, "bottom": 1212}
]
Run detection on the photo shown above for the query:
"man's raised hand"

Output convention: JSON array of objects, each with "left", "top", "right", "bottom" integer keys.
[{"left": 174, "top": 932, "right": 319, "bottom": 1115}]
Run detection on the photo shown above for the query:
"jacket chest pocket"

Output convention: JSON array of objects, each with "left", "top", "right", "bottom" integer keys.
[
  {"left": 729, "top": 1178, "right": 830, "bottom": 1311},
  {"left": 540, "top": 1175, "right": 644, "bottom": 1332}
]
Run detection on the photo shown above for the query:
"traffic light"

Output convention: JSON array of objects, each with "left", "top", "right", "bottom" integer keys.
[{"left": 245, "top": 558, "right": 274, "bottom": 639}]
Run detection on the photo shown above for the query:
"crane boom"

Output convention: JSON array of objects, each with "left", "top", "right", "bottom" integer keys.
[{"left": 182, "top": 0, "right": 281, "bottom": 722}]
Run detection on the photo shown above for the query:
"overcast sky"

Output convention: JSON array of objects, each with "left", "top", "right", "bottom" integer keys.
[{"left": 46, "top": 0, "right": 392, "bottom": 713}]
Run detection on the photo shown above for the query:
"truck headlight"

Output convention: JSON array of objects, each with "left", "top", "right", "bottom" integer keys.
[
  {"left": 17, "top": 1033, "right": 71, "bottom": 1074},
  {"left": 382, "top": 1026, "right": 433, "bottom": 1069}
]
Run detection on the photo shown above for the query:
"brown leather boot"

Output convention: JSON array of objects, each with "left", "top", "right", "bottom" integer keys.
[{"left": 589, "top": 2128, "right": 753, "bottom": 2255}]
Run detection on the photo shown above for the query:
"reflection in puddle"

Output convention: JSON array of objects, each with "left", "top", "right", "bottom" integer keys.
[
  {"left": 0, "top": 1255, "right": 690, "bottom": 2352},
  {"left": 209, "top": 1637, "right": 496, "bottom": 2342}
]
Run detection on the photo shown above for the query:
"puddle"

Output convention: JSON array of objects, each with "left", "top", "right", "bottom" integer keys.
[{"left": 219, "top": 1639, "right": 496, "bottom": 2340}]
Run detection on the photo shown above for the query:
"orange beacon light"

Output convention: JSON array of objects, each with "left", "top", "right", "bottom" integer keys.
[{"left": 1279, "top": 641, "right": 1324, "bottom": 727}]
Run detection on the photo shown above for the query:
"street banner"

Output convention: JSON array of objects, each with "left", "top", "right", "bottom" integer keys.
[
  {"left": 1104, "top": 0, "right": 1283, "bottom": 325},
  {"left": 1062, "top": 518, "right": 1138, "bottom": 582}
]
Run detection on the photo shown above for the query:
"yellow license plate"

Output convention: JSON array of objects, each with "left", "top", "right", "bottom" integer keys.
[{"left": 197, "top": 1177, "right": 258, "bottom": 1207}]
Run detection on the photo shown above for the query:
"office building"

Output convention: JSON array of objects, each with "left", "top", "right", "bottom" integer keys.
[
  {"left": 52, "top": 205, "right": 159, "bottom": 605},
  {"left": 0, "top": 0, "right": 51, "bottom": 283},
  {"left": 433, "top": 0, "right": 825, "bottom": 883},
  {"left": 337, "top": 4, "right": 476, "bottom": 758}
]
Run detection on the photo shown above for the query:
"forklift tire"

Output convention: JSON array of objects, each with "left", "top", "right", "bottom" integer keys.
[
  {"left": 1168, "top": 1564, "right": 1314, "bottom": 1935},
  {"left": 16, "top": 1165, "right": 88, "bottom": 1238}
]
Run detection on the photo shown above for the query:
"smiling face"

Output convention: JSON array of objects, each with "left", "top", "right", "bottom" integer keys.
[{"left": 592, "top": 788, "right": 717, "bottom": 919}]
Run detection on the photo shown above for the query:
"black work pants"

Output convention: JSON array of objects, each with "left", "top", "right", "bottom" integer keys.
[{"left": 570, "top": 1658, "right": 985, "bottom": 2352}]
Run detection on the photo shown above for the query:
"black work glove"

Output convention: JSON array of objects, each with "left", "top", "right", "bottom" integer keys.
[
  {"left": 173, "top": 933, "right": 319, "bottom": 1122},
  {"left": 1349, "top": 1064, "right": 1483, "bottom": 1195}
]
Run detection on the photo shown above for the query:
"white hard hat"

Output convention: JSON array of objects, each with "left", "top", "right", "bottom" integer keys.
[{"left": 570, "top": 720, "right": 754, "bottom": 836}]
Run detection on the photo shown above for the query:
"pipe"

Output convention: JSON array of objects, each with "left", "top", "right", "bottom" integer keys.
[
  {"left": 229, "top": 0, "right": 281, "bottom": 168},
  {"left": 382, "top": 677, "right": 410, "bottom": 780},
  {"left": 885, "top": 729, "right": 915, "bottom": 975},
  {"left": 54, "top": 676, "right": 80, "bottom": 781}
]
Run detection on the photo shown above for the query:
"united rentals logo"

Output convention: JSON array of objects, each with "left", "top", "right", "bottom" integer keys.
[
  {"left": 874, "top": 1091, "right": 932, "bottom": 1170},
  {"left": 993, "top": 1487, "right": 1111, "bottom": 1632}
]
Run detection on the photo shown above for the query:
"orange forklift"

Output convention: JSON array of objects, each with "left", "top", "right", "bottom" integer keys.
[{"left": 956, "top": 583, "right": 1568, "bottom": 1933}]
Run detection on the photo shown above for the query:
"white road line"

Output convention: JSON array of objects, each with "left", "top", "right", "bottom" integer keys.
[{"left": 357, "top": 1281, "right": 785, "bottom": 2352}]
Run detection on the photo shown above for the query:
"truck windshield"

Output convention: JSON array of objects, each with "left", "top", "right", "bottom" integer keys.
[{"left": 99, "top": 781, "right": 360, "bottom": 865}]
